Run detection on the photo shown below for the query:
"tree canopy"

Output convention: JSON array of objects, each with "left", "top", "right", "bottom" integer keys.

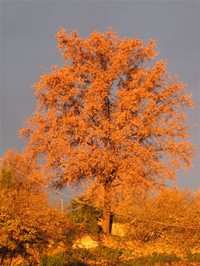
[{"left": 21, "top": 29, "right": 193, "bottom": 233}]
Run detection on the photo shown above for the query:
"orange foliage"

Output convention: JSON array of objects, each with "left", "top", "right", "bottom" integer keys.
[
  {"left": 122, "top": 189, "right": 200, "bottom": 255},
  {"left": 0, "top": 150, "right": 71, "bottom": 264},
  {"left": 21, "top": 29, "right": 193, "bottom": 233}
]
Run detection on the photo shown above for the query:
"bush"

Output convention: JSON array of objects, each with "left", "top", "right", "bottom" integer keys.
[
  {"left": 186, "top": 252, "right": 200, "bottom": 262},
  {"left": 127, "top": 253, "right": 181, "bottom": 266},
  {"left": 67, "top": 198, "right": 102, "bottom": 236},
  {"left": 40, "top": 251, "right": 87, "bottom": 266},
  {"left": 40, "top": 246, "right": 124, "bottom": 266},
  {"left": 40, "top": 249, "right": 200, "bottom": 266}
]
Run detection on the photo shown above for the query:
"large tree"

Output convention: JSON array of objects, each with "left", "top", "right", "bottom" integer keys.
[{"left": 21, "top": 29, "right": 193, "bottom": 233}]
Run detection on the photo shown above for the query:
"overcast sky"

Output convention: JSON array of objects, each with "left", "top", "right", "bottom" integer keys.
[{"left": 0, "top": 0, "right": 199, "bottom": 190}]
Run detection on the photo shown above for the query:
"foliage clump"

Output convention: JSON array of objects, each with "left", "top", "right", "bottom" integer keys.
[
  {"left": 0, "top": 150, "right": 72, "bottom": 265},
  {"left": 67, "top": 197, "right": 102, "bottom": 237}
]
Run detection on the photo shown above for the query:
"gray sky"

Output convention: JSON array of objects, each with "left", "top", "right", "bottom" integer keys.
[{"left": 0, "top": 0, "right": 199, "bottom": 190}]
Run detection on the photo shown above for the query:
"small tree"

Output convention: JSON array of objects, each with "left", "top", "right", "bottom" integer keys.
[
  {"left": 21, "top": 29, "right": 193, "bottom": 233},
  {"left": 124, "top": 189, "right": 200, "bottom": 254},
  {"left": 0, "top": 150, "right": 71, "bottom": 264},
  {"left": 68, "top": 197, "right": 102, "bottom": 236}
]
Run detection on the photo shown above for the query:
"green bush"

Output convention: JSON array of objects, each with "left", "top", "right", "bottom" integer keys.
[
  {"left": 40, "top": 246, "right": 124, "bottom": 266},
  {"left": 91, "top": 246, "right": 123, "bottom": 264},
  {"left": 127, "top": 253, "right": 181, "bottom": 266},
  {"left": 40, "top": 251, "right": 87, "bottom": 266},
  {"left": 186, "top": 252, "right": 200, "bottom": 262},
  {"left": 67, "top": 198, "right": 102, "bottom": 236},
  {"left": 41, "top": 249, "right": 200, "bottom": 266}
]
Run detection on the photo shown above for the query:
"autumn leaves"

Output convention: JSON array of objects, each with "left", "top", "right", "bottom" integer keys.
[
  {"left": 19, "top": 29, "right": 194, "bottom": 235},
  {"left": 0, "top": 27, "right": 197, "bottom": 263}
]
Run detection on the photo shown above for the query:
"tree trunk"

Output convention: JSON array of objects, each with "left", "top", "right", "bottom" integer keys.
[
  {"left": 102, "top": 185, "right": 112, "bottom": 234},
  {"left": 102, "top": 209, "right": 111, "bottom": 234}
]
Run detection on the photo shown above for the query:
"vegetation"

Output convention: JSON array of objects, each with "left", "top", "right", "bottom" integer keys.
[
  {"left": 21, "top": 28, "right": 193, "bottom": 234},
  {"left": 0, "top": 150, "right": 72, "bottom": 265},
  {"left": 1, "top": 155, "right": 199, "bottom": 265},
  {"left": 67, "top": 197, "right": 102, "bottom": 236},
  {"left": 0, "top": 29, "right": 199, "bottom": 265}
]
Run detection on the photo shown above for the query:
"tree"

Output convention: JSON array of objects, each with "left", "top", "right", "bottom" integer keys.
[
  {"left": 0, "top": 149, "right": 43, "bottom": 192},
  {"left": 21, "top": 29, "right": 193, "bottom": 234},
  {"left": 0, "top": 150, "right": 71, "bottom": 265},
  {"left": 123, "top": 189, "right": 200, "bottom": 255},
  {"left": 67, "top": 197, "right": 102, "bottom": 237}
]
